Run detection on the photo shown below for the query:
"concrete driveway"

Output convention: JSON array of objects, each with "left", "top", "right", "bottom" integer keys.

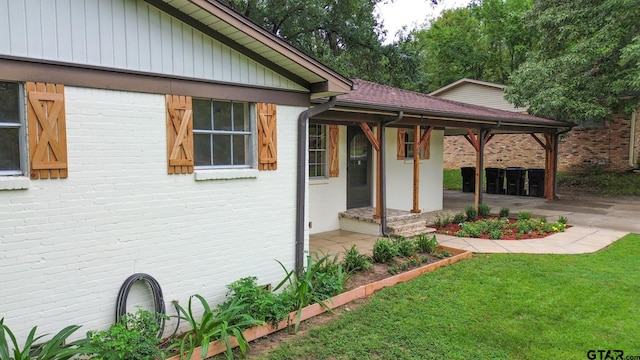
[{"left": 443, "top": 190, "right": 640, "bottom": 234}]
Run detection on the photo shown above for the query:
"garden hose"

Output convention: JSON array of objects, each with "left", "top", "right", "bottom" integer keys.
[{"left": 115, "top": 273, "right": 179, "bottom": 341}]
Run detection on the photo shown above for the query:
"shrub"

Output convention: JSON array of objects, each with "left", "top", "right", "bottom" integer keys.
[
  {"left": 415, "top": 233, "right": 438, "bottom": 254},
  {"left": 441, "top": 215, "right": 452, "bottom": 226},
  {"left": 87, "top": 309, "right": 165, "bottom": 360},
  {"left": 456, "top": 223, "right": 482, "bottom": 238},
  {"left": 517, "top": 211, "right": 532, "bottom": 220},
  {"left": 465, "top": 205, "right": 478, "bottom": 221},
  {"left": 452, "top": 212, "right": 467, "bottom": 224},
  {"left": 341, "top": 245, "right": 372, "bottom": 273},
  {"left": 394, "top": 237, "right": 417, "bottom": 257},
  {"left": 372, "top": 238, "right": 396, "bottom": 264},
  {"left": 477, "top": 204, "right": 492, "bottom": 218},
  {"left": 489, "top": 229, "right": 503, "bottom": 240},
  {"left": 499, "top": 207, "right": 510, "bottom": 218},
  {"left": 218, "top": 277, "right": 291, "bottom": 328},
  {"left": 434, "top": 215, "right": 443, "bottom": 228},
  {"left": 558, "top": 216, "right": 569, "bottom": 225}
]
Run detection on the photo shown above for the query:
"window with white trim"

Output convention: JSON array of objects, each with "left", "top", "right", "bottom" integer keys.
[
  {"left": 0, "top": 81, "right": 24, "bottom": 175},
  {"left": 193, "top": 99, "right": 253, "bottom": 168},
  {"left": 309, "top": 123, "right": 327, "bottom": 178}
]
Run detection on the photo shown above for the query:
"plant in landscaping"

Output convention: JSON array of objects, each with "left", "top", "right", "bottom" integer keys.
[
  {"left": 0, "top": 318, "right": 86, "bottom": 360},
  {"left": 477, "top": 204, "right": 492, "bottom": 218},
  {"left": 465, "top": 205, "right": 478, "bottom": 221},
  {"left": 433, "top": 215, "right": 443, "bottom": 228},
  {"left": 274, "top": 255, "right": 336, "bottom": 333},
  {"left": 387, "top": 265, "right": 399, "bottom": 275},
  {"left": 499, "top": 206, "right": 510, "bottom": 218},
  {"left": 489, "top": 229, "right": 503, "bottom": 240},
  {"left": 456, "top": 222, "right": 483, "bottom": 238},
  {"left": 171, "top": 295, "right": 261, "bottom": 360},
  {"left": 372, "top": 238, "right": 397, "bottom": 264},
  {"left": 87, "top": 309, "right": 165, "bottom": 360},
  {"left": 218, "top": 277, "right": 291, "bottom": 328},
  {"left": 452, "top": 212, "right": 467, "bottom": 224},
  {"left": 341, "top": 245, "right": 372, "bottom": 273},
  {"left": 517, "top": 211, "right": 532, "bottom": 220},
  {"left": 558, "top": 216, "right": 569, "bottom": 225},
  {"left": 415, "top": 233, "right": 438, "bottom": 254},
  {"left": 394, "top": 237, "right": 417, "bottom": 257}
]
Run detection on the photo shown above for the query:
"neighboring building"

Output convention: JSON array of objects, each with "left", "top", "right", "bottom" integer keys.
[
  {"left": 431, "top": 78, "right": 640, "bottom": 172},
  {"left": 0, "top": 1, "right": 571, "bottom": 342}
]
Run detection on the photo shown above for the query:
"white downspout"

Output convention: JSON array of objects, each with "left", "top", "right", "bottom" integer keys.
[{"left": 630, "top": 110, "right": 637, "bottom": 168}]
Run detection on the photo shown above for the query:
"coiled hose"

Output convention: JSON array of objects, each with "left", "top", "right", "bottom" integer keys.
[{"left": 115, "top": 273, "right": 179, "bottom": 341}]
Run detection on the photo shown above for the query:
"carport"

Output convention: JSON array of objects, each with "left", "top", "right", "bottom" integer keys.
[{"left": 310, "top": 79, "right": 573, "bottom": 223}]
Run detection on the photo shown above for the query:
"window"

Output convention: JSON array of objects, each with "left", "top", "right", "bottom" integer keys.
[
  {"left": 0, "top": 82, "right": 23, "bottom": 175},
  {"left": 404, "top": 128, "right": 428, "bottom": 159},
  {"left": 309, "top": 124, "right": 327, "bottom": 177},
  {"left": 193, "top": 99, "right": 252, "bottom": 168}
]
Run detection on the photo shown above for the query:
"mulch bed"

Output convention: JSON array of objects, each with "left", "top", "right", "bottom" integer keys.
[{"left": 429, "top": 216, "right": 570, "bottom": 240}]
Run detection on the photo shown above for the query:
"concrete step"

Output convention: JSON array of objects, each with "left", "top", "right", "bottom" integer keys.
[{"left": 386, "top": 218, "right": 436, "bottom": 238}]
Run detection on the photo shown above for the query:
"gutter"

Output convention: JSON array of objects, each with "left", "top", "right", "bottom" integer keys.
[
  {"left": 295, "top": 97, "right": 337, "bottom": 274},
  {"left": 630, "top": 110, "right": 637, "bottom": 168},
  {"left": 380, "top": 111, "right": 404, "bottom": 236}
]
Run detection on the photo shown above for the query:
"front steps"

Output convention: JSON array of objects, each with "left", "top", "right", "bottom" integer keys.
[{"left": 339, "top": 207, "right": 451, "bottom": 238}]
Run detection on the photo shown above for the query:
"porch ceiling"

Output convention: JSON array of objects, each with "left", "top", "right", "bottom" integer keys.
[{"left": 310, "top": 79, "right": 573, "bottom": 134}]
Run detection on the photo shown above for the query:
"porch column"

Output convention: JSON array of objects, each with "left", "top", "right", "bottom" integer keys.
[
  {"left": 530, "top": 132, "right": 557, "bottom": 200},
  {"left": 359, "top": 122, "right": 382, "bottom": 218},
  {"left": 464, "top": 128, "right": 486, "bottom": 208},
  {"left": 412, "top": 126, "right": 433, "bottom": 213}
]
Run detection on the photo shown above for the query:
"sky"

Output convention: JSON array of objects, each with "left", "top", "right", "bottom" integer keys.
[{"left": 375, "top": 0, "right": 473, "bottom": 43}]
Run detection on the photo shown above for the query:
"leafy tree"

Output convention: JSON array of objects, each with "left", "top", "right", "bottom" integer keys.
[{"left": 505, "top": 0, "right": 640, "bottom": 122}]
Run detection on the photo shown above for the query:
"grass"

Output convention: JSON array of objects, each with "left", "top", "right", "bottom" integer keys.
[
  {"left": 443, "top": 168, "right": 463, "bottom": 190},
  {"left": 254, "top": 234, "right": 640, "bottom": 359}
]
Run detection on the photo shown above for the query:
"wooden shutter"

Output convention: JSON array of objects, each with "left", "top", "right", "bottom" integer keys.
[
  {"left": 397, "top": 128, "right": 406, "bottom": 160},
  {"left": 257, "top": 103, "right": 277, "bottom": 170},
  {"left": 166, "top": 95, "right": 194, "bottom": 174},
  {"left": 328, "top": 125, "right": 339, "bottom": 177},
  {"left": 27, "top": 82, "right": 68, "bottom": 179},
  {"left": 420, "top": 136, "right": 430, "bottom": 159}
]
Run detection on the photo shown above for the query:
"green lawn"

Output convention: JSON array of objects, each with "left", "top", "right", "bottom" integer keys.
[
  {"left": 443, "top": 168, "right": 463, "bottom": 190},
  {"left": 254, "top": 234, "right": 640, "bottom": 360}
]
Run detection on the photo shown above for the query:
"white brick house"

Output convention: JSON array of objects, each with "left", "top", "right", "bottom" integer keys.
[{"left": 0, "top": 0, "right": 351, "bottom": 340}]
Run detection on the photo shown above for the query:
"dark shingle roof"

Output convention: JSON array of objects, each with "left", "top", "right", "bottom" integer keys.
[{"left": 335, "top": 79, "right": 570, "bottom": 128}]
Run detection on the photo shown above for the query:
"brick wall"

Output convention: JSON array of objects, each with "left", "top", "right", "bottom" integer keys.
[
  {"left": 444, "top": 112, "right": 639, "bottom": 172},
  {"left": 0, "top": 87, "right": 303, "bottom": 340}
]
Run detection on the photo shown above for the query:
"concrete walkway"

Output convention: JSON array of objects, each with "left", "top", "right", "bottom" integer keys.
[{"left": 310, "top": 190, "right": 637, "bottom": 256}]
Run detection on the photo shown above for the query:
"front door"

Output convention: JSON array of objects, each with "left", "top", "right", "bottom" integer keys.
[{"left": 347, "top": 126, "right": 372, "bottom": 208}]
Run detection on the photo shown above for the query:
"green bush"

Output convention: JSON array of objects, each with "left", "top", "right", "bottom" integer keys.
[
  {"left": 477, "top": 204, "right": 492, "bottom": 218},
  {"left": 456, "top": 223, "right": 482, "bottom": 238},
  {"left": 558, "top": 216, "right": 569, "bottom": 225},
  {"left": 372, "top": 238, "right": 397, "bottom": 264},
  {"left": 341, "top": 245, "right": 372, "bottom": 273},
  {"left": 218, "top": 277, "right": 291, "bottom": 328},
  {"left": 1, "top": 318, "right": 86, "bottom": 360},
  {"left": 517, "top": 211, "right": 532, "bottom": 220},
  {"left": 87, "top": 309, "right": 165, "bottom": 360},
  {"left": 452, "top": 212, "right": 467, "bottom": 224},
  {"left": 499, "top": 206, "right": 510, "bottom": 218},
  {"left": 415, "top": 233, "right": 438, "bottom": 254},
  {"left": 394, "top": 237, "right": 417, "bottom": 257},
  {"left": 465, "top": 205, "right": 478, "bottom": 222},
  {"left": 489, "top": 229, "right": 503, "bottom": 240}
]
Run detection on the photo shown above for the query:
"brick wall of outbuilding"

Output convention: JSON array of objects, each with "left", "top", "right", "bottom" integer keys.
[{"left": 443, "top": 112, "right": 639, "bottom": 172}]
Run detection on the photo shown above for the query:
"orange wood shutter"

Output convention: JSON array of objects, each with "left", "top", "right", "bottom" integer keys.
[
  {"left": 328, "top": 124, "right": 339, "bottom": 177},
  {"left": 166, "top": 95, "right": 194, "bottom": 174},
  {"left": 257, "top": 103, "right": 277, "bottom": 170},
  {"left": 27, "top": 82, "right": 68, "bottom": 179},
  {"left": 397, "top": 128, "right": 406, "bottom": 160}
]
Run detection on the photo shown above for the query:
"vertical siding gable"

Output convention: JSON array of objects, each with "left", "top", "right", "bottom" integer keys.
[{"left": 1, "top": 0, "right": 307, "bottom": 92}]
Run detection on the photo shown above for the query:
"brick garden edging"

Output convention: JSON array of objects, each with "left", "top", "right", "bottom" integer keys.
[{"left": 166, "top": 245, "right": 472, "bottom": 360}]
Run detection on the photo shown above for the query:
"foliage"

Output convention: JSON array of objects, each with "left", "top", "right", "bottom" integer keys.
[
  {"left": 558, "top": 171, "right": 640, "bottom": 196},
  {"left": 499, "top": 206, "right": 510, "bottom": 218},
  {"left": 517, "top": 211, "right": 532, "bottom": 220},
  {"left": 341, "top": 245, "right": 372, "bottom": 273},
  {"left": 443, "top": 169, "right": 463, "bottom": 191},
  {"left": 477, "top": 203, "right": 492, "bottom": 218},
  {"left": 257, "top": 234, "right": 640, "bottom": 360},
  {"left": 372, "top": 238, "right": 397, "bottom": 264},
  {"left": 558, "top": 216, "right": 569, "bottom": 225},
  {"left": 465, "top": 205, "right": 478, "bottom": 222},
  {"left": 86, "top": 309, "right": 165, "bottom": 360},
  {"left": 505, "top": 0, "right": 640, "bottom": 122},
  {"left": 171, "top": 295, "right": 261, "bottom": 360},
  {"left": 452, "top": 212, "right": 467, "bottom": 224},
  {"left": 0, "top": 318, "right": 86, "bottom": 360},
  {"left": 218, "top": 277, "right": 291, "bottom": 328},
  {"left": 274, "top": 255, "right": 336, "bottom": 333},
  {"left": 415, "top": 233, "right": 438, "bottom": 254},
  {"left": 456, "top": 222, "right": 483, "bottom": 238},
  {"left": 393, "top": 237, "right": 417, "bottom": 258},
  {"left": 454, "top": 216, "right": 565, "bottom": 239}
]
